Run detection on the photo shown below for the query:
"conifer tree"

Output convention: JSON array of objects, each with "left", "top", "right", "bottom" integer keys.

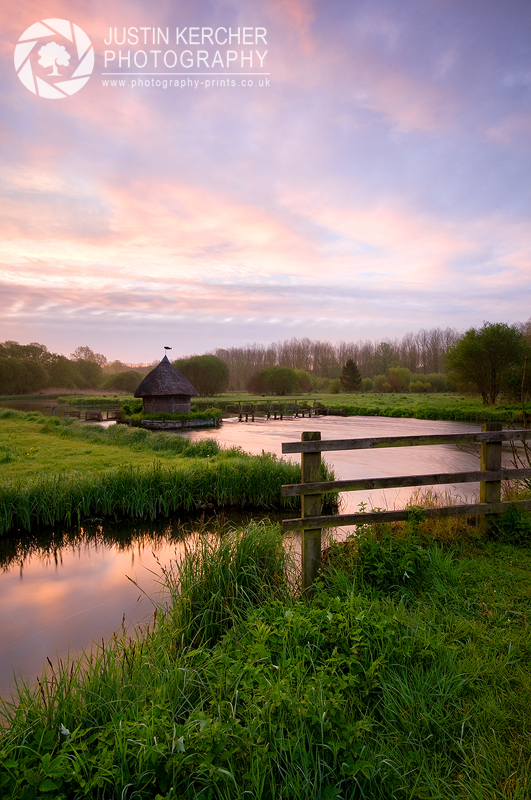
[{"left": 339, "top": 359, "right": 362, "bottom": 392}]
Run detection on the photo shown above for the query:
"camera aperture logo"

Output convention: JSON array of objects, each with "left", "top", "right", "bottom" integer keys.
[{"left": 14, "top": 19, "right": 94, "bottom": 99}]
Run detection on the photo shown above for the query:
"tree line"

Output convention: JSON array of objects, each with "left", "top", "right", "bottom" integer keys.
[
  {"left": 2, "top": 319, "right": 530, "bottom": 406},
  {"left": 214, "top": 328, "right": 461, "bottom": 390},
  {"left": 0, "top": 342, "right": 148, "bottom": 395}
]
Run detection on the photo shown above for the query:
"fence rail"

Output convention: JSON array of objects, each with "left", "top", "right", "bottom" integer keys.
[{"left": 281, "top": 424, "right": 531, "bottom": 590}]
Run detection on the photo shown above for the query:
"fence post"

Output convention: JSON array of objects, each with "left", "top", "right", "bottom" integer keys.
[
  {"left": 480, "top": 421, "right": 502, "bottom": 534},
  {"left": 301, "top": 431, "right": 322, "bottom": 593}
]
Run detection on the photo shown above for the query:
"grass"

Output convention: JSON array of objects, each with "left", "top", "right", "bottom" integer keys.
[
  {"left": 1, "top": 515, "right": 531, "bottom": 799},
  {"left": 0, "top": 410, "right": 222, "bottom": 483},
  {"left": 0, "top": 411, "right": 336, "bottom": 536},
  {"left": 7, "top": 390, "right": 529, "bottom": 423},
  {"left": 165, "top": 392, "right": 531, "bottom": 424}
]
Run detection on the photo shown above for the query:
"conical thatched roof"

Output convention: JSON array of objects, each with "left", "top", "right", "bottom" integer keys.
[{"left": 134, "top": 356, "right": 197, "bottom": 398}]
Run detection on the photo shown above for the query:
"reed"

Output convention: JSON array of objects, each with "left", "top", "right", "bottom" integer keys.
[{"left": 0, "top": 454, "right": 314, "bottom": 536}]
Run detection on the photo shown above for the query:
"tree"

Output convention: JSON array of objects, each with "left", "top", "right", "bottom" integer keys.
[
  {"left": 75, "top": 359, "right": 103, "bottom": 388},
  {"left": 446, "top": 322, "right": 527, "bottom": 405},
  {"left": 102, "top": 371, "right": 143, "bottom": 393},
  {"left": 173, "top": 355, "right": 229, "bottom": 396},
  {"left": 339, "top": 360, "right": 362, "bottom": 392},
  {"left": 0, "top": 358, "right": 48, "bottom": 394},
  {"left": 71, "top": 346, "right": 107, "bottom": 367},
  {"left": 45, "top": 354, "right": 85, "bottom": 389},
  {"left": 294, "top": 369, "right": 313, "bottom": 392},
  {"left": 38, "top": 42, "right": 71, "bottom": 76},
  {"left": 246, "top": 367, "right": 299, "bottom": 395},
  {"left": 386, "top": 367, "right": 411, "bottom": 393},
  {"left": 0, "top": 340, "right": 49, "bottom": 361},
  {"left": 372, "top": 341, "right": 399, "bottom": 376}
]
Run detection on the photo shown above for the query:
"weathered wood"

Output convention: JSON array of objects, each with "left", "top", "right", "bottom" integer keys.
[
  {"left": 480, "top": 422, "right": 503, "bottom": 535},
  {"left": 281, "top": 467, "right": 531, "bottom": 496},
  {"left": 301, "top": 431, "right": 322, "bottom": 593},
  {"left": 281, "top": 429, "right": 531, "bottom": 454},
  {"left": 281, "top": 499, "right": 531, "bottom": 533}
]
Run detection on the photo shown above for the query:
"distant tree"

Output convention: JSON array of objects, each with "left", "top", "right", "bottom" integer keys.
[
  {"left": 373, "top": 341, "right": 398, "bottom": 376},
  {"left": 71, "top": 346, "right": 107, "bottom": 367},
  {"left": 102, "top": 371, "right": 143, "bottom": 393},
  {"left": 45, "top": 355, "right": 84, "bottom": 389},
  {"left": 339, "top": 360, "right": 362, "bottom": 392},
  {"left": 294, "top": 369, "right": 313, "bottom": 392},
  {"left": 446, "top": 322, "right": 528, "bottom": 405},
  {"left": 173, "top": 355, "right": 230, "bottom": 396},
  {"left": 75, "top": 359, "right": 103, "bottom": 388},
  {"left": 0, "top": 358, "right": 48, "bottom": 394},
  {"left": 386, "top": 367, "right": 411, "bottom": 393},
  {"left": 246, "top": 366, "right": 299, "bottom": 396},
  {"left": 373, "top": 375, "right": 392, "bottom": 393},
  {"left": 0, "top": 340, "right": 50, "bottom": 361},
  {"left": 38, "top": 41, "right": 71, "bottom": 76}
]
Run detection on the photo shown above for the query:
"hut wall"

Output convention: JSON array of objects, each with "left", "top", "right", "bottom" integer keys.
[{"left": 143, "top": 395, "right": 191, "bottom": 414}]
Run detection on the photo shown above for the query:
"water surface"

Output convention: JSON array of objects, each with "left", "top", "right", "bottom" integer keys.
[{"left": 1, "top": 414, "right": 485, "bottom": 700}]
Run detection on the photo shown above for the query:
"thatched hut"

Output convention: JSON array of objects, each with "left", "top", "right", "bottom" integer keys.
[{"left": 134, "top": 355, "right": 197, "bottom": 413}]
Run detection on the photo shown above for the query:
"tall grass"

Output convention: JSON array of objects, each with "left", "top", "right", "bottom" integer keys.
[
  {"left": 0, "top": 411, "right": 338, "bottom": 535},
  {"left": 0, "top": 455, "right": 310, "bottom": 536},
  {"left": 2, "top": 517, "right": 531, "bottom": 798}
]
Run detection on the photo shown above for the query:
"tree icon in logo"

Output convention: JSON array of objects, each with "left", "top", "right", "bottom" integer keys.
[
  {"left": 38, "top": 42, "right": 71, "bottom": 76},
  {"left": 14, "top": 19, "right": 93, "bottom": 99}
]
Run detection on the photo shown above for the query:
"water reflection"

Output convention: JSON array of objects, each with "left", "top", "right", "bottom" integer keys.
[
  {"left": 1, "top": 414, "right": 487, "bottom": 700},
  {"left": 0, "top": 513, "right": 275, "bottom": 700},
  {"left": 180, "top": 415, "right": 484, "bottom": 513}
]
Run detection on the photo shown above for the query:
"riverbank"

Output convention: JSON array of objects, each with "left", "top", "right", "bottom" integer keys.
[
  {"left": 3, "top": 392, "right": 530, "bottom": 424},
  {"left": 0, "top": 411, "right": 337, "bottom": 536},
  {"left": 1, "top": 517, "right": 531, "bottom": 799}
]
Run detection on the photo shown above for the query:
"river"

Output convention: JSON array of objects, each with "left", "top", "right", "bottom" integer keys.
[{"left": 0, "top": 410, "right": 485, "bottom": 700}]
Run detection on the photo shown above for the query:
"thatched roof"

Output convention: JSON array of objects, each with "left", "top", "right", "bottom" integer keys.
[{"left": 134, "top": 356, "right": 197, "bottom": 398}]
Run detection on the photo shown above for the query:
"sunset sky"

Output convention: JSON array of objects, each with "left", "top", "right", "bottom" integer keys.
[{"left": 2, "top": 0, "right": 530, "bottom": 362}]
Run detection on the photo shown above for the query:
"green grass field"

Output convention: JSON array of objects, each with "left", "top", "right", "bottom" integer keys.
[
  {"left": 0, "top": 417, "right": 201, "bottom": 481},
  {"left": 191, "top": 391, "right": 530, "bottom": 423},
  {"left": 6, "top": 389, "right": 529, "bottom": 423},
  {"left": 0, "top": 411, "right": 336, "bottom": 536}
]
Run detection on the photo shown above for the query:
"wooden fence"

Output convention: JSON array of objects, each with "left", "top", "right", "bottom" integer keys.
[{"left": 281, "top": 424, "right": 531, "bottom": 590}]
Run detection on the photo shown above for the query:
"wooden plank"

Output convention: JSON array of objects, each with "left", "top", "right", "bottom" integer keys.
[
  {"left": 480, "top": 423, "right": 503, "bottom": 535},
  {"left": 281, "top": 429, "right": 531, "bottom": 454},
  {"left": 281, "top": 499, "right": 531, "bottom": 532},
  {"left": 301, "top": 431, "right": 322, "bottom": 593},
  {"left": 281, "top": 468, "right": 531, "bottom": 496}
]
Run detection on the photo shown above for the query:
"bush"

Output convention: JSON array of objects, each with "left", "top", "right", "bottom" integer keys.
[
  {"left": 491, "top": 505, "right": 531, "bottom": 545},
  {"left": 294, "top": 368, "right": 314, "bottom": 392},
  {"left": 373, "top": 375, "right": 391, "bottom": 393},
  {"left": 387, "top": 367, "right": 411, "bottom": 392}
]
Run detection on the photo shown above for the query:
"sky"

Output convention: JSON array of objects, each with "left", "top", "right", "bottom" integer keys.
[{"left": 1, "top": 0, "right": 531, "bottom": 362}]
